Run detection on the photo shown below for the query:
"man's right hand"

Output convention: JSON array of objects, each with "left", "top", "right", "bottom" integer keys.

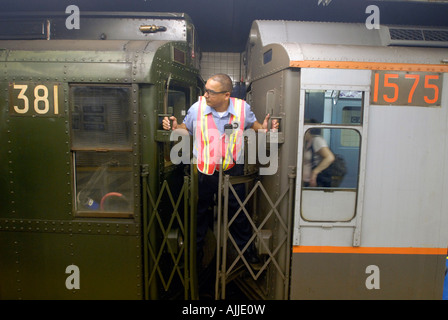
[{"left": 162, "top": 116, "right": 178, "bottom": 130}]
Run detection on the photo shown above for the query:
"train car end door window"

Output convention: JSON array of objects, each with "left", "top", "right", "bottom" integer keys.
[
  {"left": 70, "top": 85, "right": 135, "bottom": 218},
  {"left": 301, "top": 90, "right": 363, "bottom": 222}
]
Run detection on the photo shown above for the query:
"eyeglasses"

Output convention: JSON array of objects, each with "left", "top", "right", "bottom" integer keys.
[{"left": 204, "top": 88, "right": 228, "bottom": 96}]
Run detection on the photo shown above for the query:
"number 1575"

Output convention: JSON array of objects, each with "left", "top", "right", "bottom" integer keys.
[{"left": 372, "top": 71, "right": 442, "bottom": 107}]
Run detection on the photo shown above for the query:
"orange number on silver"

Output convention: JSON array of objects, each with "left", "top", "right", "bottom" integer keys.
[{"left": 424, "top": 75, "right": 439, "bottom": 104}]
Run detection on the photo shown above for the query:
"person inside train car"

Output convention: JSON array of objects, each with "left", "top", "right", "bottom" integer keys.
[
  {"left": 303, "top": 121, "right": 335, "bottom": 187},
  {"left": 162, "top": 73, "right": 278, "bottom": 268}
]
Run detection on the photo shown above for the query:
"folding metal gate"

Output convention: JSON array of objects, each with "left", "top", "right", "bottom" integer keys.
[
  {"left": 141, "top": 162, "right": 295, "bottom": 300},
  {"left": 142, "top": 165, "right": 194, "bottom": 300},
  {"left": 215, "top": 167, "right": 296, "bottom": 299}
]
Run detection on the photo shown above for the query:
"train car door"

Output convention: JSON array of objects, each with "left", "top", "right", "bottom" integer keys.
[{"left": 291, "top": 68, "right": 370, "bottom": 299}]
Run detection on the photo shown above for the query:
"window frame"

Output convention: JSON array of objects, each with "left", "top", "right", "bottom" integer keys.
[
  {"left": 298, "top": 88, "right": 367, "bottom": 224},
  {"left": 293, "top": 68, "right": 371, "bottom": 247},
  {"left": 301, "top": 126, "right": 362, "bottom": 222},
  {"left": 69, "top": 84, "right": 139, "bottom": 218}
]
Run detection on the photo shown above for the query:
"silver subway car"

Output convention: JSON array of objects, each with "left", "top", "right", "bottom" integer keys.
[{"left": 242, "top": 20, "right": 448, "bottom": 299}]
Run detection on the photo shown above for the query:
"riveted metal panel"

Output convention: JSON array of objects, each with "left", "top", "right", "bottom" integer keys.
[
  {"left": 0, "top": 219, "right": 140, "bottom": 236},
  {"left": 0, "top": 231, "right": 142, "bottom": 299},
  {"left": 53, "top": 17, "right": 187, "bottom": 42},
  {"left": 5, "top": 84, "right": 71, "bottom": 220},
  {"left": 0, "top": 12, "right": 194, "bottom": 43}
]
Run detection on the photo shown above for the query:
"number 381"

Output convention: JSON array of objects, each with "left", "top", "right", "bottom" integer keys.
[{"left": 11, "top": 83, "right": 61, "bottom": 116}]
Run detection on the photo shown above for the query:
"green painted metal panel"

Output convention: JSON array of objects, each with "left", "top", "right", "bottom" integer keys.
[
  {"left": 7, "top": 115, "right": 71, "bottom": 220},
  {"left": 0, "top": 231, "right": 142, "bottom": 299}
]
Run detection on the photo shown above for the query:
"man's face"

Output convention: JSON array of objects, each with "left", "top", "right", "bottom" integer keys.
[{"left": 204, "top": 79, "right": 229, "bottom": 108}]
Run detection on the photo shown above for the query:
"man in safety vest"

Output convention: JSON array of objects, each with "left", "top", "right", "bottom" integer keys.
[{"left": 163, "top": 73, "right": 277, "bottom": 269}]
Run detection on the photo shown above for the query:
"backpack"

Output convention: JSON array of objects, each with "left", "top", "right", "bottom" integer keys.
[{"left": 311, "top": 142, "right": 347, "bottom": 187}]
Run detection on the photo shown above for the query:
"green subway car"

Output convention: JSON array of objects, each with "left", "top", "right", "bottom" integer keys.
[{"left": 0, "top": 12, "right": 202, "bottom": 299}]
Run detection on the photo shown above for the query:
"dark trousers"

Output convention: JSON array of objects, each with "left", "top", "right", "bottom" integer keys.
[{"left": 196, "top": 164, "right": 251, "bottom": 252}]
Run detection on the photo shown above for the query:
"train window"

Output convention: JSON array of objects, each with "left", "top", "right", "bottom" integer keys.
[
  {"left": 70, "top": 85, "right": 134, "bottom": 217},
  {"left": 168, "top": 86, "right": 189, "bottom": 122},
  {"left": 70, "top": 86, "right": 132, "bottom": 149},
  {"left": 304, "top": 90, "right": 363, "bottom": 125},
  {"left": 301, "top": 127, "right": 360, "bottom": 222},
  {"left": 172, "top": 47, "right": 186, "bottom": 65},
  {"left": 263, "top": 49, "right": 272, "bottom": 64},
  {"left": 74, "top": 151, "right": 134, "bottom": 216},
  {"left": 340, "top": 108, "right": 361, "bottom": 147}
]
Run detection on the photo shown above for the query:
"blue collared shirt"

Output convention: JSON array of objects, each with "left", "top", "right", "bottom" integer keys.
[
  {"left": 182, "top": 98, "right": 257, "bottom": 160},
  {"left": 182, "top": 98, "right": 257, "bottom": 135}
]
